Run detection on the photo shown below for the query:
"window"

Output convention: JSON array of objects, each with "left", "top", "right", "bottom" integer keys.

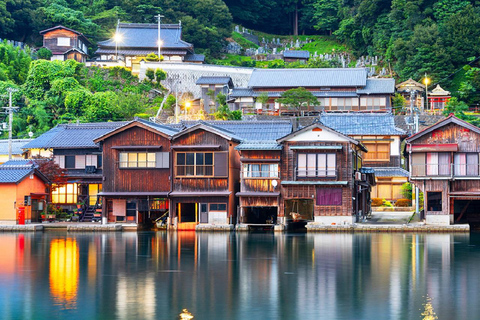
[
  {"left": 242, "top": 163, "right": 279, "bottom": 178},
  {"left": 51, "top": 183, "right": 78, "bottom": 204},
  {"left": 65, "top": 156, "right": 75, "bottom": 169},
  {"left": 55, "top": 155, "right": 100, "bottom": 169},
  {"left": 427, "top": 192, "right": 442, "bottom": 211},
  {"left": 57, "top": 37, "right": 70, "bottom": 46},
  {"left": 209, "top": 203, "right": 227, "bottom": 211},
  {"left": 88, "top": 184, "right": 102, "bottom": 206},
  {"left": 176, "top": 152, "right": 227, "bottom": 177},
  {"left": 316, "top": 188, "right": 342, "bottom": 206},
  {"left": 119, "top": 152, "right": 162, "bottom": 168},
  {"left": 297, "top": 153, "right": 336, "bottom": 177},
  {"left": 454, "top": 153, "right": 479, "bottom": 176},
  {"left": 427, "top": 152, "right": 450, "bottom": 176},
  {"left": 363, "top": 143, "right": 390, "bottom": 161}
]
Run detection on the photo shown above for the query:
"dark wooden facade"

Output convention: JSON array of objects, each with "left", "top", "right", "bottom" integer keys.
[
  {"left": 40, "top": 26, "right": 89, "bottom": 62},
  {"left": 277, "top": 123, "right": 372, "bottom": 225},
  {"left": 406, "top": 115, "right": 480, "bottom": 225},
  {"left": 170, "top": 125, "right": 240, "bottom": 229},
  {"left": 94, "top": 122, "right": 172, "bottom": 224}
]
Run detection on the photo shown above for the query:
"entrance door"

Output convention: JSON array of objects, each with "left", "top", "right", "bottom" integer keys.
[
  {"left": 200, "top": 204, "right": 208, "bottom": 223},
  {"left": 126, "top": 201, "right": 137, "bottom": 223}
]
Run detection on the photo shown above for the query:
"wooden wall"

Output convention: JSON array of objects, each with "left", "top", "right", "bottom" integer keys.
[
  {"left": 412, "top": 122, "right": 480, "bottom": 152},
  {"left": 43, "top": 29, "right": 79, "bottom": 53},
  {"left": 101, "top": 126, "right": 171, "bottom": 193}
]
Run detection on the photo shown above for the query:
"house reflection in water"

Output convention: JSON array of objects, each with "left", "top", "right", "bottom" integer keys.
[{"left": 49, "top": 238, "right": 79, "bottom": 309}]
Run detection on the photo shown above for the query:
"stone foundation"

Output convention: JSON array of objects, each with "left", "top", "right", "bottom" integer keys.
[
  {"left": 426, "top": 215, "right": 450, "bottom": 226},
  {"left": 0, "top": 225, "right": 43, "bottom": 232},
  {"left": 196, "top": 224, "right": 234, "bottom": 232},
  {"left": 312, "top": 216, "right": 356, "bottom": 226}
]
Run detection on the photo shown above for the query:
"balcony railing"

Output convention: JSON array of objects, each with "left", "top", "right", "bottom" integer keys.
[
  {"left": 295, "top": 167, "right": 338, "bottom": 179},
  {"left": 411, "top": 164, "right": 480, "bottom": 178},
  {"left": 241, "top": 171, "right": 279, "bottom": 178}
]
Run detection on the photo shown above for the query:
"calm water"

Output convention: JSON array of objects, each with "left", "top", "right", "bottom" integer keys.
[{"left": 1, "top": 232, "right": 480, "bottom": 320}]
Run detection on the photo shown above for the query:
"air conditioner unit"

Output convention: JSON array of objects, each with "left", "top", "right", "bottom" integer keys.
[
  {"left": 355, "top": 172, "right": 362, "bottom": 181},
  {"left": 85, "top": 165, "right": 97, "bottom": 174}
]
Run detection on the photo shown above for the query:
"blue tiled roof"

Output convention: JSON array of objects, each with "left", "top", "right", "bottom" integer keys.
[
  {"left": 97, "top": 23, "right": 193, "bottom": 50},
  {"left": 1, "top": 160, "right": 35, "bottom": 167},
  {"left": 283, "top": 50, "right": 310, "bottom": 59},
  {"left": 0, "top": 139, "right": 32, "bottom": 155},
  {"left": 235, "top": 140, "right": 282, "bottom": 150},
  {"left": 184, "top": 54, "right": 205, "bottom": 62},
  {"left": 196, "top": 76, "right": 232, "bottom": 85},
  {"left": 357, "top": 78, "right": 395, "bottom": 94},
  {"left": 136, "top": 119, "right": 179, "bottom": 136},
  {"left": 320, "top": 113, "right": 406, "bottom": 136},
  {"left": 371, "top": 167, "right": 409, "bottom": 177},
  {"left": 230, "top": 88, "right": 254, "bottom": 97},
  {"left": 0, "top": 165, "right": 35, "bottom": 183},
  {"left": 180, "top": 120, "right": 293, "bottom": 141},
  {"left": 23, "top": 122, "right": 127, "bottom": 150},
  {"left": 248, "top": 68, "right": 368, "bottom": 88}
]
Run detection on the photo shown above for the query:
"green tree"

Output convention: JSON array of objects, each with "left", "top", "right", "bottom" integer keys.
[
  {"left": 277, "top": 87, "right": 319, "bottom": 114},
  {"left": 36, "top": 48, "right": 52, "bottom": 60},
  {"left": 313, "top": 0, "right": 340, "bottom": 35}
]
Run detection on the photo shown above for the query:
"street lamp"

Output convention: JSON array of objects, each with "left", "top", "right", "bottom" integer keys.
[
  {"left": 185, "top": 101, "right": 192, "bottom": 120},
  {"left": 424, "top": 73, "right": 430, "bottom": 112},
  {"left": 113, "top": 33, "right": 123, "bottom": 61}
]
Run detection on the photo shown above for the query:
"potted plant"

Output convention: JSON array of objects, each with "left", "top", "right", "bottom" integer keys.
[{"left": 76, "top": 200, "right": 85, "bottom": 209}]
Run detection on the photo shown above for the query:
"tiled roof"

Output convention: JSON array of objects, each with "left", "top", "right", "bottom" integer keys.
[
  {"left": 394, "top": 115, "right": 446, "bottom": 135},
  {"left": 184, "top": 54, "right": 205, "bottom": 62},
  {"left": 0, "top": 139, "right": 32, "bottom": 155},
  {"left": 371, "top": 167, "right": 409, "bottom": 177},
  {"left": 235, "top": 140, "right": 282, "bottom": 150},
  {"left": 97, "top": 23, "right": 193, "bottom": 50},
  {"left": 95, "top": 49, "right": 188, "bottom": 56},
  {"left": 357, "top": 78, "right": 395, "bottom": 94},
  {"left": 180, "top": 120, "right": 293, "bottom": 141},
  {"left": 0, "top": 165, "right": 35, "bottom": 183},
  {"left": 23, "top": 122, "right": 127, "bottom": 149},
  {"left": 136, "top": 119, "right": 179, "bottom": 136},
  {"left": 230, "top": 88, "right": 254, "bottom": 97},
  {"left": 248, "top": 68, "right": 368, "bottom": 88},
  {"left": 320, "top": 113, "right": 406, "bottom": 136},
  {"left": 283, "top": 50, "right": 310, "bottom": 59},
  {"left": 1, "top": 159, "right": 35, "bottom": 167},
  {"left": 196, "top": 76, "right": 232, "bottom": 85},
  {"left": 230, "top": 88, "right": 357, "bottom": 98}
]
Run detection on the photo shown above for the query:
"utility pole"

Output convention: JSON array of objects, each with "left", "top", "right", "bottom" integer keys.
[
  {"left": 409, "top": 89, "right": 420, "bottom": 215},
  {"left": 2, "top": 88, "right": 19, "bottom": 160},
  {"left": 156, "top": 14, "right": 165, "bottom": 59}
]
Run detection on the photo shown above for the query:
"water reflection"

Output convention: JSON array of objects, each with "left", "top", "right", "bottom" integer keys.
[
  {"left": 49, "top": 238, "right": 79, "bottom": 309},
  {"left": 0, "top": 232, "right": 479, "bottom": 319}
]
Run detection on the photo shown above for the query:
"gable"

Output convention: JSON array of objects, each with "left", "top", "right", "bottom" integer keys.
[{"left": 286, "top": 127, "right": 350, "bottom": 143}]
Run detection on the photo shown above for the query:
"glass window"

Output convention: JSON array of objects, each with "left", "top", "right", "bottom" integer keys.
[
  {"left": 119, "top": 152, "right": 156, "bottom": 168},
  {"left": 297, "top": 153, "right": 336, "bottom": 178},
  {"left": 57, "top": 37, "right": 70, "bottom": 46},
  {"left": 242, "top": 163, "right": 279, "bottom": 178},
  {"left": 427, "top": 192, "right": 442, "bottom": 211},
  {"left": 209, "top": 203, "right": 227, "bottom": 211},
  {"left": 51, "top": 183, "right": 78, "bottom": 204},
  {"left": 176, "top": 152, "right": 215, "bottom": 177}
]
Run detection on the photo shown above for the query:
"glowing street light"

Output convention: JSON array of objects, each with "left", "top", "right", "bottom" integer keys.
[
  {"left": 424, "top": 73, "right": 431, "bottom": 111},
  {"left": 185, "top": 101, "right": 192, "bottom": 119},
  {"left": 113, "top": 33, "right": 123, "bottom": 61}
]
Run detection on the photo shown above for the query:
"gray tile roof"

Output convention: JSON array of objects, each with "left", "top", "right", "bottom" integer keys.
[
  {"left": 96, "top": 49, "right": 188, "bottom": 55},
  {"left": 371, "top": 167, "right": 409, "bottom": 177},
  {"left": 357, "top": 78, "right": 395, "bottom": 94},
  {"left": 230, "top": 88, "right": 254, "bottom": 97},
  {"left": 283, "top": 50, "right": 310, "bottom": 59},
  {"left": 248, "top": 68, "right": 368, "bottom": 88},
  {"left": 394, "top": 115, "right": 446, "bottom": 135},
  {"left": 184, "top": 54, "right": 205, "bottom": 62},
  {"left": 320, "top": 113, "right": 406, "bottom": 136},
  {"left": 97, "top": 23, "right": 193, "bottom": 51},
  {"left": 23, "top": 122, "right": 127, "bottom": 150},
  {"left": 136, "top": 119, "right": 179, "bottom": 136},
  {"left": 235, "top": 140, "right": 282, "bottom": 150},
  {"left": 180, "top": 120, "right": 293, "bottom": 141},
  {"left": 230, "top": 88, "right": 358, "bottom": 98},
  {"left": 196, "top": 76, "right": 233, "bottom": 85},
  {"left": 0, "top": 165, "right": 35, "bottom": 183},
  {"left": 1, "top": 159, "right": 35, "bottom": 167},
  {"left": 0, "top": 139, "right": 32, "bottom": 155}
]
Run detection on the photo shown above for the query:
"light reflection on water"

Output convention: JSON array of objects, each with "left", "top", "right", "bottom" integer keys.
[{"left": 0, "top": 232, "right": 479, "bottom": 319}]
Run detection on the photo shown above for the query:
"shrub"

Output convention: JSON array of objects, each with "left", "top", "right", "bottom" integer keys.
[
  {"left": 401, "top": 183, "right": 413, "bottom": 200},
  {"left": 372, "top": 198, "right": 383, "bottom": 207},
  {"left": 145, "top": 53, "right": 159, "bottom": 62},
  {"left": 396, "top": 198, "right": 412, "bottom": 207},
  {"left": 37, "top": 48, "right": 52, "bottom": 60},
  {"left": 382, "top": 200, "right": 394, "bottom": 207}
]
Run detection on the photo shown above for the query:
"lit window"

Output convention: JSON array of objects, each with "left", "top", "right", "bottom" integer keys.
[
  {"left": 51, "top": 183, "right": 78, "bottom": 204},
  {"left": 119, "top": 152, "right": 160, "bottom": 168}
]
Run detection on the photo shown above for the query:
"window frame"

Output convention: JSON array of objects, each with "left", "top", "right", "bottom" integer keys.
[
  {"left": 175, "top": 152, "right": 215, "bottom": 177},
  {"left": 119, "top": 151, "right": 157, "bottom": 168},
  {"left": 363, "top": 142, "right": 390, "bottom": 162},
  {"left": 242, "top": 163, "right": 279, "bottom": 179},
  {"left": 297, "top": 153, "right": 337, "bottom": 178},
  {"left": 427, "top": 191, "right": 442, "bottom": 212}
]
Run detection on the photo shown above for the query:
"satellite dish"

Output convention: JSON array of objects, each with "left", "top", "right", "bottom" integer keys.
[
  {"left": 271, "top": 180, "right": 278, "bottom": 188},
  {"left": 28, "top": 131, "right": 34, "bottom": 138}
]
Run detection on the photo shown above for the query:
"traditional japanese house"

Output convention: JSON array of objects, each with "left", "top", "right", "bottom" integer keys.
[
  {"left": 93, "top": 119, "right": 178, "bottom": 225},
  {"left": 320, "top": 113, "right": 408, "bottom": 202},
  {"left": 169, "top": 122, "right": 242, "bottom": 230},
  {"left": 22, "top": 122, "right": 125, "bottom": 214},
  {"left": 0, "top": 162, "right": 50, "bottom": 223},
  {"left": 277, "top": 120, "right": 373, "bottom": 226},
  {"left": 95, "top": 22, "right": 203, "bottom": 71},
  {"left": 283, "top": 50, "right": 310, "bottom": 64},
  {"left": 396, "top": 78, "right": 425, "bottom": 110},
  {"left": 196, "top": 76, "right": 234, "bottom": 113},
  {"left": 234, "top": 123, "right": 292, "bottom": 227},
  {"left": 229, "top": 68, "right": 395, "bottom": 114},
  {"left": 406, "top": 115, "right": 480, "bottom": 225},
  {"left": 40, "top": 25, "right": 90, "bottom": 62},
  {"left": 0, "top": 139, "right": 32, "bottom": 164},
  {"left": 427, "top": 85, "right": 451, "bottom": 114}
]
